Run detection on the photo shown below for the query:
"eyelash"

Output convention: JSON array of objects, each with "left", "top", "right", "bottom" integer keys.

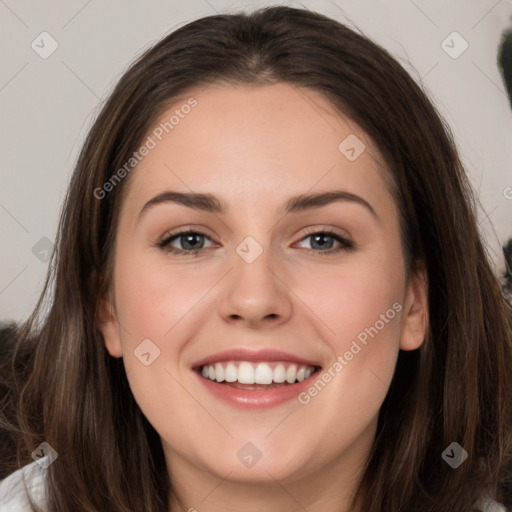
[{"left": 156, "top": 228, "right": 354, "bottom": 257}]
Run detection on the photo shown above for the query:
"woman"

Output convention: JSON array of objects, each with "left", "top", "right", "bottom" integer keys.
[{"left": 0, "top": 5, "right": 511, "bottom": 511}]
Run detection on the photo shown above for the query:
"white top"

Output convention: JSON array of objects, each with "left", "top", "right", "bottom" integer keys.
[
  {"left": 0, "top": 462, "right": 46, "bottom": 511},
  {"left": 0, "top": 461, "right": 508, "bottom": 511}
]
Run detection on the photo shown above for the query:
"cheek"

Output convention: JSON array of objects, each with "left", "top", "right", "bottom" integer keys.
[
  {"left": 295, "top": 290, "right": 402, "bottom": 469},
  {"left": 304, "top": 247, "right": 405, "bottom": 353},
  {"left": 113, "top": 250, "right": 209, "bottom": 341},
  {"left": 112, "top": 252, "right": 204, "bottom": 444},
  {"left": 295, "top": 250, "right": 405, "bottom": 426},
  {"left": 112, "top": 251, "right": 216, "bottom": 411}
]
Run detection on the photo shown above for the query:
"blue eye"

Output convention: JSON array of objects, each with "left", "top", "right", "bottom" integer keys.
[
  {"left": 157, "top": 230, "right": 213, "bottom": 256},
  {"left": 157, "top": 229, "right": 354, "bottom": 256},
  {"left": 296, "top": 230, "right": 354, "bottom": 253}
]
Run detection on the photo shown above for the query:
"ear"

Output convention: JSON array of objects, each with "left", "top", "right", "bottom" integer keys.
[
  {"left": 97, "top": 290, "right": 123, "bottom": 358},
  {"left": 399, "top": 266, "right": 428, "bottom": 351}
]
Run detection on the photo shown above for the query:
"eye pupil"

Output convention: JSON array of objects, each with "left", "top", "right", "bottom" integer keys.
[
  {"left": 311, "top": 233, "right": 333, "bottom": 250},
  {"left": 182, "top": 233, "right": 203, "bottom": 250}
]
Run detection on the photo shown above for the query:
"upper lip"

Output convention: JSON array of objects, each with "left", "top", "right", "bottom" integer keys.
[{"left": 191, "top": 348, "right": 322, "bottom": 369}]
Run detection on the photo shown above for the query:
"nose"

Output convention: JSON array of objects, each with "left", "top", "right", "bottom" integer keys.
[{"left": 218, "top": 243, "right": 293, "bottom": 329}]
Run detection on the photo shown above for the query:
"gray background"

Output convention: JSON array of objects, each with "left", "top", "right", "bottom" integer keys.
[{"left": 1, "top": 0, "right": 511, "bottom": 322}]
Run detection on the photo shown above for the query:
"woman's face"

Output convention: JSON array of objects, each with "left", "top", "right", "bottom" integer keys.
[{"left": 99, "top": 83, "right": 427, "bottom": 495}]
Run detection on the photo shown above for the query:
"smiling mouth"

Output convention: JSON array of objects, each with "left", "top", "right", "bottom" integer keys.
[{"left": 196, "top": 360, "right": 322, "bottom": 389}]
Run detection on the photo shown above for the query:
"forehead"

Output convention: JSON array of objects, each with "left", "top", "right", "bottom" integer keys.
[{"left": 122, "top": 83, "right": 392, "bottom": 215}]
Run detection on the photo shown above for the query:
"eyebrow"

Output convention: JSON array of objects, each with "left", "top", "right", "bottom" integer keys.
[{"left": 138, "top": 189, "right": 378, "bottom": 221}]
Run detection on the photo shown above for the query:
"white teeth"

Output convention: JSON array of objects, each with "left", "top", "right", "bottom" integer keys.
[
  {"left": 237, "top": 362, "right": 255, "bottom": 384},
  {"left": 215, "top": 363, "right": 225, "bottom": 382},
  {"left": 199, "top": 361, "right": 317, "bottom": 385},
  {"left": 255, "top": 363, "right": 273, "bottom": 384},
  {"left": 285, "top": 364, "right": 297, "bottom": 384},
  {"left": 225, "top": 363, "right": 237, "bottom": 382},
  {"left": 273, "top": 363, "right": 286, "bottom": 383}
]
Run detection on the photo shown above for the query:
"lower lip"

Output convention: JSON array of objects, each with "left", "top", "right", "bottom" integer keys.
[{"left": 194, "top": 370, "right": 319, "bottom": 409}]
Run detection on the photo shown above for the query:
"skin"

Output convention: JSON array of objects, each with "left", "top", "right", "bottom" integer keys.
[{"left": 99, "top": 83, "right": 428, "bottom": 512}]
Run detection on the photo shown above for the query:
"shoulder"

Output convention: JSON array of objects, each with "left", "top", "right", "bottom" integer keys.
[
  {"left": 0, "top": 462, "right": 46, "bottom": 511},
  {"left": 479, "top": 496, "right": 508, "bottom": 512}
]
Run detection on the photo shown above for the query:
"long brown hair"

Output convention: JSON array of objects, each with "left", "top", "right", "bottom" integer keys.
[{"left": 5, "top": 6, "right": 512, "bottom": 511}]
